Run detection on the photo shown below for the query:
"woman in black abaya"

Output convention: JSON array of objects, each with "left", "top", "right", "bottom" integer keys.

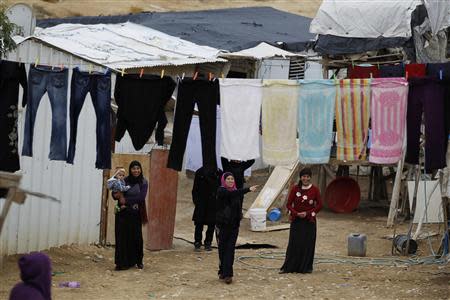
[{"left": 114, "top": 160, "right": 148, "bottom": 270}]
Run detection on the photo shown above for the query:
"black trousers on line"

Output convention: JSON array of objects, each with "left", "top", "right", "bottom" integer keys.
[
  {"left": 194, "top": 223, "right": 215, "bottom": 245},
  {"left": 216, "top": 224, "right": 239, "bottom": 278},
  {"left": 167, "top": 78, "right": 220, "bottom": 171}
]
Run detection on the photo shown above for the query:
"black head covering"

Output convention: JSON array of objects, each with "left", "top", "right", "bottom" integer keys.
[
  {"left": 299, "top": 168, "right": 312, "bottom": 177},
  {"left": 127, "top": 160, "right": 144, "bottom": 184}
]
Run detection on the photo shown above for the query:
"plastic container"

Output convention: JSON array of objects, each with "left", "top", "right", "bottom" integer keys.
[
  {"left": 267, "top": 208, "right": 281, "bottom": 222},
  {"left": 393, "top": 234, "right": 418, "bottom": 255},
  {"left": 347, "top": 233, "right": 367, "bottom": 257},
  {"left": 249, "top": 208, "right": 266, "bottom": 231},
  {"left": 325, "top": 177, "right": 361, "bottom": 213},
  {"left": 59, "top": 281, "right": 80, "bottom": 288}
]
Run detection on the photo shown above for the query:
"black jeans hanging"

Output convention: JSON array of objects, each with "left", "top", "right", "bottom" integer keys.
[
  {"left": 114, "top": 74, "right": 176, "bottom": 150},
  {"left": 167, "top": 78, "right": 220, "bottom": 171},
  {"left": 0, "top": 61, "right": 27, "bottom": 172}
]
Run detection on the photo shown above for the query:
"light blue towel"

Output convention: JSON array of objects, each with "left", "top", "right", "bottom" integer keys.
[{"left": 298, "top": 80, "right": 337, "bottom": 164}]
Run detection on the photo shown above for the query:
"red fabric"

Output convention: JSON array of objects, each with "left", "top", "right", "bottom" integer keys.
[
  {"left": 405, "top": 63, "right": 426, "bottom": 78},
  {"left": 347, "top": 66, "right": 380, "bottom": 79},
  {"left": 286, "top": 184, "right": 323, "bottom": 223}
]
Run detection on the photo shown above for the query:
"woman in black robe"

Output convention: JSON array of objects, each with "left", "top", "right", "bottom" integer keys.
[
  {"left": 280, "top": 168, "right": 323, "bottom": 274},
  {"left": 114, "top": 160, "right": 148, "bottom": 270},
  {"left": 216, "top": 172, "right": 258, "bottom": 284},
  {"left": 192, "top": 167, "right": 222, "bottom": 251}
]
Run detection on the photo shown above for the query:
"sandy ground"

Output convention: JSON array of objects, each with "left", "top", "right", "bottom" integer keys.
[
  {"left": 1, "top": 170, "right": 449, "bottom": 299},
  {"left": 5, "top": 0, "right": 322, "bottom": 19}
]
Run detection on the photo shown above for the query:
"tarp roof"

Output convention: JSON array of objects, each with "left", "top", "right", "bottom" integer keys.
[
  {"left": 36, "top": 7, "right": 315, "bottom": 52},
  {"left": 28, "top": 22, "right": 226, "bottom": 69}
]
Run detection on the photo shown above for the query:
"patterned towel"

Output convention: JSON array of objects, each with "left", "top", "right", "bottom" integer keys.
[
  {"left": 298, "top": 80, "right": 337, "bottom": 164},
  {"left": 369, "top": 78, "right": 408, "bottom": 164},
  {"left": 335, "top": 79, "right": 371, "bottom": 161},
  {"left": 261, "top": 80, "right": 299, "bottom": 165}
]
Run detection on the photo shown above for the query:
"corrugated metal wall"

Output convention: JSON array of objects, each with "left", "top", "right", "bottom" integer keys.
[{"left": 0, "top": 42, "right": 105, "bottom": 255}]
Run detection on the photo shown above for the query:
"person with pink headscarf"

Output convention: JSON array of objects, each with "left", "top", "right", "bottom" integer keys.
[{"left": 215, "top": 172, "right": 258, "bottom": 284}]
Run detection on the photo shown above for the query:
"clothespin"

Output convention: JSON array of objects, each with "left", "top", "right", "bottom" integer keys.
[
  {"left": 221, "top": 72, "right": 225, "bottom": 79},
  {"left": 370, "top": 73, "right": 373, "bottom": 79},
  {"left": 439, "top": 69, "right": 443, "bottom": 80},
  {"left": 89, "top": 64, "right": 93, "bottom": 75},
  {"left": 208, "top": 72, "right": 212, "bottom": 81},
  {"left": 405, "top": 71, "right": 408, "bottom": 80},
  {"left": 182, "top": 72, "right": 185, "bottom": 80},
  {"left": 193, "top": 71, "right": 198, "bottom": 80},
  {"left": 139, "top": 68, "right": 144, "bottom": 78},
  {"left": 34, "top": 57, "right": 39, "bottom": 67},
  {"left": 161, "top": 69, "right": 165, "bottom": 78},
  {"left": 121, "top": 68, "right": 125, "bottom": 77}
]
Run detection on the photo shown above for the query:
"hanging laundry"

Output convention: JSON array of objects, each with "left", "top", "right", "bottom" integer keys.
[
  {"left": 426, "top": 63, "right": 450, "bottom": 139},
  {"left": 379, "top": 64, "right": 405, "bottom": 78},
  {"left": 0, "top": 61, "right": 27, "bottom": 172},
  {"left": 261, "top": 80, "right": 298, "bottom": 165},
  {"left": 405, "top": 77, "right": 447, "bottom": 171},
  {"left": 167, "top": 78, "right": 220, "bottom": 172},
  {"left": 369, "top": 78, "right": 408, "bottom": 164},
  {"left": 115, "top": 74, "right": 176, "bottom": 151},
  {"left": 347, "top": 65, "right": 380, "bottom": 79},
  {"left": 297, "top": 80, "right": 337, "bottom": 164},
  {"left": 22, "top": 65, "right": 69, "bottom": 161},
  {"left": 405, "top": 63, "right": 426, "bottom": 78},
  {"left": 335, "top": 79, "right": 371, "bottom": 161},
  {"left": 219, "top": 79, "right": 262, "bottom": 161},
  {"left": 67, "top": 68, "right": 112, "bottom": 169}
]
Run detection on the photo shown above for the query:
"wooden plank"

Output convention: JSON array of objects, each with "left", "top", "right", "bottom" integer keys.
[
  {"left": 106, "top": 153, "right": 151, "bottom": 245},
  {"left": 261, "top": 224, "right": 290, "bottom": 232},
  {"left": 147, "top": 149, "right": 178, "bottom": 250},
  {"left": 244, "top": 161, "right": 299, "bottom": 218}
]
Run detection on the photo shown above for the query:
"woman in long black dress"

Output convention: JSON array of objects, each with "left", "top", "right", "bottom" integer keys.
[
  {"left": 280, "top": 168, "right": 322, "bottom": 274},
  {"left": 114, "top": 160, "right": 148, "bottom": 270},
  {"left": 216, "top": 172, "right": 258, "bottom": 284}
]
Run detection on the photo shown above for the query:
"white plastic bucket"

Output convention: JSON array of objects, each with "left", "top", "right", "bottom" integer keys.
[{"left": 249, "top": 208, "right": 267, "bottom": 231}]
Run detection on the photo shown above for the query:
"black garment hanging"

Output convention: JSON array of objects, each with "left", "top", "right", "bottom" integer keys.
[
  {"left": 167, "top": 78, "right": 220, "bottom": 171},
  {"left": 114, "top": 74, "right": 176, "bottom": 150},
  {"left": 0, "top": 61, "right": 27, "bottom": 172}
]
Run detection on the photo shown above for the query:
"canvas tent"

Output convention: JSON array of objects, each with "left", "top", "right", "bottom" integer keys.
[{"left": 36, "top": 7, "right": 315, "bottom": 53}]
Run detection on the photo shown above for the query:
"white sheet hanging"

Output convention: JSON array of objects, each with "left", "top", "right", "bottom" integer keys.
[
  {"left": 219, "top": 79, "right": 262, "bottom": 161},
  {"left": 185, "top": 109, "right": 251, "bottom": 176}
]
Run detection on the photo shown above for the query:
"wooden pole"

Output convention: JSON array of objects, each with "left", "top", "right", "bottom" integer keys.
[
  {"left": 99, "top": 170, "right": 110, "bottom": 246},
  {"left": 387, "top": 157, "right": 405, "bottom": 227}
]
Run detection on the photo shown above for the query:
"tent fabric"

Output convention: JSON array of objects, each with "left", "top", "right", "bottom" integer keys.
[
  {"left": 314, "top": 35, "right": 410, "bottom": 55},
  {"left": 310, "top": 0, "right": 421, "bottom": 38},
  {"left": 29, "top": 22, "right": 226, "bottom": 69},
  {"left": 423, "top": 0, "right": 450, "bottom": 35},
  {"left": 36, "top": 7, "right": 315, "bottom": 52},
  {"left": 223, "top": 42, "right": 302, "bottom": 59}
]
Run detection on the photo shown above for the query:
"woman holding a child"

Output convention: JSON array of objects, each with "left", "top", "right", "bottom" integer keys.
[{"left": 113, "top": 160, "right": 148, "bottom": 271}]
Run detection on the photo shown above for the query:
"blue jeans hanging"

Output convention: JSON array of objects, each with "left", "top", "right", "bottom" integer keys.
[
  {"left": 67, "top": 68, "right": 112, "bottom": 169},
  {"left": 22, "top": 65, "right": 68, "bottom": 161}
]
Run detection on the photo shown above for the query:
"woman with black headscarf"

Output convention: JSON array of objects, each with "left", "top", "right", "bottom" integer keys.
[
  {"left": 114, "top": 160, "right": 148, "bottom": 270},
  {"left": 280, "top": 168, "right": 323, "bottom": 274}
]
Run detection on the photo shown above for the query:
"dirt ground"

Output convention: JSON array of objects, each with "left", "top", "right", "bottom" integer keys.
[{"left": 1, "top": 170, "right": 449, "bottom": 300}]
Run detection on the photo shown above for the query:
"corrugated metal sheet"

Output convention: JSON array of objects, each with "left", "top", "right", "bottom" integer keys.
[
  {"left": 0, "top": 67, "right": 103, "bottom": 256},
  {"left": 28, "top": 22, "right": 227, "bottom": 70}
]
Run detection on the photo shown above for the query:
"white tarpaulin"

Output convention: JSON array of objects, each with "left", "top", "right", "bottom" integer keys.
[
  {"left": 423, "top": 0, "right": 450, "bottom": 35},
  {"left": 31, "top": 22, "right": 226, "bottom": 69},
  {"left": 310, "top": 0, "right": 421, "bottom": 38},
  {"left": 223, "top": 42, "right": 301, "bottom": 59}
]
